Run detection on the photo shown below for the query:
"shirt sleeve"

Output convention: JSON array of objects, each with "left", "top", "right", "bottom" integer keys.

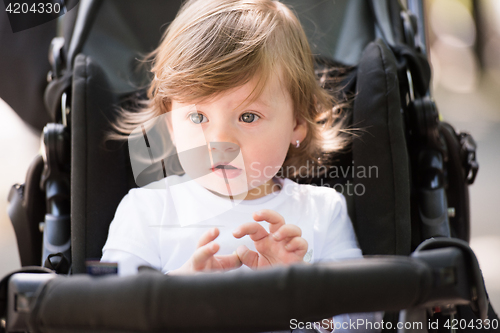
[
  {"left": 101, "top": 187, "right": 164, "bottom": 274},
  {"left": 318, "top": 192, "right": 362, "bottom": 261}
]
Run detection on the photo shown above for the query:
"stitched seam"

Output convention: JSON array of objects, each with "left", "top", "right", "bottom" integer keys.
[
  {"left": 83, "top": 56, "right": 89, "bottom": 267},
  {"left": 376, "top": 42, "right": 398, "bottom": 255}
]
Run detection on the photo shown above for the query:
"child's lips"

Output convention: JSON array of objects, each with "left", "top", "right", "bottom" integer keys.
[{"left": 211, "top": 163, "right": 242, "bottom": 179}]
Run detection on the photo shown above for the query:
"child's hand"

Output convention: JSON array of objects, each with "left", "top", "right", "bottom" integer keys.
[
  {"left": 169, "top": 228, "right": 242, "bottom": 275},
  {"left": 232, "top": 209, "right": 308, "bottom": 269}
]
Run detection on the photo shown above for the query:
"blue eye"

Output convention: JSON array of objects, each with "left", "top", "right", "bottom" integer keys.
[
  {"left": 240, "top": 113, "right": 259, "bottom": 123},
  {"left": 189, "top": 113, "right": 207, "bottom": 124}
]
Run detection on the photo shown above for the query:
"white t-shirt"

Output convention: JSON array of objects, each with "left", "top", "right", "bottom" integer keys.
[
  {"left": 102, "top": 174, "right": 362, "bottom": 275},
  {"left": 101, "top": 174, "right": 382, "bottom": 333}
]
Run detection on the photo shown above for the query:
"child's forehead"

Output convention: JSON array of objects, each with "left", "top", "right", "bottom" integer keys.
[{"left": 190, "top": 71, "right": 289, "bottom": 108}]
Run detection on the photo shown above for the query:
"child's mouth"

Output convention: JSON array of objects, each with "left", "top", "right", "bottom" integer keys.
[{"left": 211, "top": 163, "right": 242, "bottom": 179}]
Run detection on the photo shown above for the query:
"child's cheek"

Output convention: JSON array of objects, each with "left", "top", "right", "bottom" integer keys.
[
  {"left": 246, "top": 151, "right": 286, "bottom": 185},
  {"left": 242, "top": 124, "right": 290, "bottom": 185}
]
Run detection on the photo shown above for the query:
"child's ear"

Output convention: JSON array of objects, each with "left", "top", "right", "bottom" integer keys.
[{"left": 291, "top": 115, "right": 308, "bottom": 146}]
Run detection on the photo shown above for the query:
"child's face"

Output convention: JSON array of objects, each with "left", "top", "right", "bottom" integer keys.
[{"left": 168, "top": 72, "right": 307, "bottom": 199}]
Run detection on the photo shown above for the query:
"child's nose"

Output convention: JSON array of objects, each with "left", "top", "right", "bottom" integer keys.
[
  {"left": 205, "top": 123, "right": 238, "bottom": 150},
  {"left": 209, "top": 141, "right": 239, "bottom": 153}
]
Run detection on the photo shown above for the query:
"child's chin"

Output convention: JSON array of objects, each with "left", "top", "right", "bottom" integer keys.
[{"left": 196, "top": 174, "right": 249, "bottom": 198}]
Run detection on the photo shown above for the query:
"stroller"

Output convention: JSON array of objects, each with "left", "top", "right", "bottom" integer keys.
[{"left": 1, "top": 0, "right": 499, "bottom": 331}]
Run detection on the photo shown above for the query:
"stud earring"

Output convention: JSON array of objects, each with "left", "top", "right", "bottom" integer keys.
[{"left": 296, "top": 140, "right": 300, "bottom": 148}]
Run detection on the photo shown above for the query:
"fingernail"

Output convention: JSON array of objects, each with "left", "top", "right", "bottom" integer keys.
[{"left": 272, "top": 232, "right": 280, "bottom": 240}]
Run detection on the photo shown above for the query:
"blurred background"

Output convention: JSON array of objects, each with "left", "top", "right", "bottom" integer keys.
[
  {"left": 1, "top": 0, "right": 499, "bottom": 312},
  {"left": 426, "top": 0, "right": 500, "bottom": 310}
]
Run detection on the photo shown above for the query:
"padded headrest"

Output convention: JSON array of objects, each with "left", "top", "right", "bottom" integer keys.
[
  {"left": 71, "top": 54, "right": 133, "bottom": 273},
  {"left": 352, "top": 39, "right": 411, "bottom": 256}
]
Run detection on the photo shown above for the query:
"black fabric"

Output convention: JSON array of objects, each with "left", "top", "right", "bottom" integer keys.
[
  {"left": 390, "top": 43, "right": 432, "bottom": 98},
  {"left": 440, "top": 122, "right": 470, "bottom": 242},
  {"left": 67, "top": 1, "right": 184, "bottom": 274},
  {"left": 66, "top": 0, "right": 103, "bottom": 69},
  {"left": 29, "top": 258, "right": 432, "bottom": 332},
  {"left": 77, "top": 0, "right": 183, "bottom": 94},
  {"left": 0, "top": 3, "right": 55, "bottom": 131},
  {"left": 7, "top": 155, "right": 45, "bottom": 266},
  {"left": 44, "top": 253, "right": 71, "bottom": 274},
  {"left": 368, "top": 0, "right": 431, "bottom": 97},
  {"left": 387, "top": 0, "right": 405, "bottom": 45},
  {"left": 71, "top": 54, "right": 131, "bottom": 274},
  {"left": 352, "top": 39, "right": 411, "bottom": 256},
  {"left": 62, "top": 0, "right": 80, "bottom": 61},
  {"left": 43, "top": 71, "right": 73, "bottom": 122},
  {"left": 0, "top": 267, "right": 53, "bottom": 320},
  {"left": 415, "top": 238, "right": 489, "bottom": 321}
]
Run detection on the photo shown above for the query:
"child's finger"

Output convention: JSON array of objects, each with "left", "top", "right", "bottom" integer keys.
[
  {"left": 232, "top": 222, "right": 268, "bottom": 241},
  {"left": 192, "top": 242, "right": 219, "bottom": 269},
  {"left": 272, "top": 224, "right": 302, "bottom": 241},
  {"left": 215, "top": 253, "right": 243, "bottom": 270},
  {"left": 284, "top": 237, "right": 308, "bottom": 254},
  {"left": 236, "top": 245, "right": 260, "bottom": 269},
  {"left": 196, "top": 227, "right": 219, "bottom": 248},
  {"left": 253, "top": 209, "right": 285, "bottom": 234}
]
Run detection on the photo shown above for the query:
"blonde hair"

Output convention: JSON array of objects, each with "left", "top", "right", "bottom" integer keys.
[{"left": 111, "top": 0, "right": 350, "bottom": 178}]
